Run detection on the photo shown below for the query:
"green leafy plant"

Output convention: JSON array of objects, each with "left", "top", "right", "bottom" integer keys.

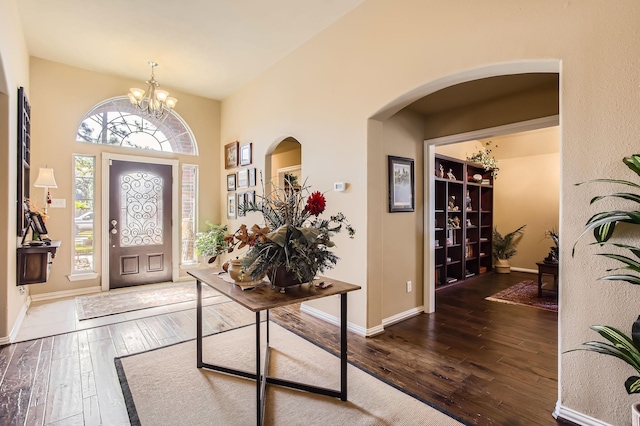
[
  {"left": 544, "top": 228, "right": 559, "bottom": 263},
  {"left": 569, "top": 154, "right": 640, "bottom": 394},
  {"left": 194, "top": 222, "right": 229, "bottom": 263},
  {"left": 467, "top": 141, "right": 500, "bottom": 178},
  {"left": 492, "top": 225, "right": 526, "bottom": 260}
]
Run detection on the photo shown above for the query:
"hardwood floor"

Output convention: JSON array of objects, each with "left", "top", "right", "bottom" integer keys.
[{"left": 0, "top": 271, "right": 568, "bottom": 425}]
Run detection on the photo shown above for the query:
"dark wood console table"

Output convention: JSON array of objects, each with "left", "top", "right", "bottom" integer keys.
[
  {"left": 536, "top": 261, "right": 558, "bottom": 297},
  {"left": 188, "top": 269, "right": 361, "bottom": 426},
  {"left": 16, "top": 240, "right": 61, "bottom": 285}
]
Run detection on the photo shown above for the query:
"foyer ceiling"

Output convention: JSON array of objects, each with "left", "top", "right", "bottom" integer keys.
[{"left": 16, "top": 0, "right": 364, "bottom": 100}]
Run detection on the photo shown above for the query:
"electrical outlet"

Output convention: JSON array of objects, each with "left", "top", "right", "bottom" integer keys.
[{"left": 406, "top": 280, "right": 412, "bottom": 292}]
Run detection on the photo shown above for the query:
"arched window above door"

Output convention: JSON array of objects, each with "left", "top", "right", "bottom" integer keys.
[{"left": 75, "top": 97, "right": 198, "bottom": 155}]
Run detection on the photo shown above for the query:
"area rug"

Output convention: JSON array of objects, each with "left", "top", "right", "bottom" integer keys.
[
  {"left": 485, "top": 280, "right": 557, "bottom": 312},
  {"left": 76, "top": 281, "right": 225, "bottom": 320},
  {"left": 115, "top": 323, "right": 463, "bottom": 426}
]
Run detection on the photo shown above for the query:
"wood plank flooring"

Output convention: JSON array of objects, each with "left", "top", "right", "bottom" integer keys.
[{"left": 0, "top": 271, "right": 569, "bottom": 425}]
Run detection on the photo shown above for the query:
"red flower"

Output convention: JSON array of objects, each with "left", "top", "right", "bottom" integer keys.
[{"left": 306, "top": 191, "right": 326, "bottom": 216}]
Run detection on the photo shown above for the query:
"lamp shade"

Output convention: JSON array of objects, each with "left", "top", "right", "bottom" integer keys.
[{"left": 33, "top": 168, "right": 58, "bottom": 188}]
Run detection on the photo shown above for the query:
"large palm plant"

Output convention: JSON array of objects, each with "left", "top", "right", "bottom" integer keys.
[
  {"left": 570, "top": 153, "right": 640, "bottom": 394},
  {"left": 492, "top": 225, "right": 526, "bottom": 260}
]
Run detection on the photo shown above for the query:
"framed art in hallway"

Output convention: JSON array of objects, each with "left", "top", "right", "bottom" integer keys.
[
  {"left": 227, "top": 174, "right": 236, "bottom": 191},
  {"left": 239, "top": 143, "right": 252, "bottom": 166},
  {"left": 388, "top": 156, "right": 414, "bottom": 212},
  {"left": 248, "top": 168, "right": 257, "bottom": 187},
  {"left": 227, "top": 193, "right": 236, "bottom": 219},
  {"left": 237, "top": 169, "right": 249, "bottom": 189},
  {"left": 225, "top": 141, "right": 239, "bottom": 169},
  {"left": 237, "top": 192, "right": 246, "bottom": 217}
]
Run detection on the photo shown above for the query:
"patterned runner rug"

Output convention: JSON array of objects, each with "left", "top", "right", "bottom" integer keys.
[
  {"left": 485, "top": 280, "right": 558, "bottom": 312},
  {"left": 76, "top": 281, "right": 224, "bottom": 320}
]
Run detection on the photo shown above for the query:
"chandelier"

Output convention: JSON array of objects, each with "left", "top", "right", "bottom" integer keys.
[{"left": 128, "top": 61, "right": 177, "bottom": 119}]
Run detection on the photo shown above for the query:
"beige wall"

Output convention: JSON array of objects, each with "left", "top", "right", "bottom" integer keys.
[
  {"left": 0, "top": 0, "right": 30, "bottom": 340},
  {"left": 27, "top": 58, "right": 222, "bottom": 295},
  {"left": 382, "top": 109, "right": 424, "bottom": 318},
  {"left": 220, "top": 1, "right": 640, "bottom": 423}
]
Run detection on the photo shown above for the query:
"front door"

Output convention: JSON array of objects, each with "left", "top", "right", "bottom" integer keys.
[{"left": 109, "top": 160, "right": 172, "bottom": 288}]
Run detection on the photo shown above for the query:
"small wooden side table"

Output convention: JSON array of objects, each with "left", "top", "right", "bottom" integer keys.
[{"left": 536, "top": 261, "right": 558, "bottom": 297}]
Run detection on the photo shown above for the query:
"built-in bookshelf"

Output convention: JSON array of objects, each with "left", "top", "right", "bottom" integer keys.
[{"left": 434, "top": 154, "right": 494, "bottom": 288}]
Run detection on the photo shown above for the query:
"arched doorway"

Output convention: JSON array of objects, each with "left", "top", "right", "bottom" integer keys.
[{"left": 367, "top": 61, "right": 561, "bottom": 327}]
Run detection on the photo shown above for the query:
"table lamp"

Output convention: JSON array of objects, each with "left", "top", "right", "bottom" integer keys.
[{"left": 33, "top": 167, "right": 58, "bottom": 214}]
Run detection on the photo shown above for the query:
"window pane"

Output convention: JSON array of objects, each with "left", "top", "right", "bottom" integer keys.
[
  {"left": 74, "top": 156, "right": 95, "bottom": 273},
  {"left": 181, "top": 164, "right": 198, "bottom": 263},
  {"left": 76, "top": 97, "right": 196, "bottom": 155}
]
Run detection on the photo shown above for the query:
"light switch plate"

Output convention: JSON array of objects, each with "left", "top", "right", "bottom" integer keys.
[{"left": 50, "top": 198, "right": 66, "bottom": 208}]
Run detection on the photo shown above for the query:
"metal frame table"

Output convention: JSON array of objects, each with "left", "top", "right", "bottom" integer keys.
[{"left": 188, "top": 269, "right": 361, "bottom": 426}]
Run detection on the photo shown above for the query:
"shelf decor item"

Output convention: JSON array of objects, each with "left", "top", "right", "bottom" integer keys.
[
  {"left": 230, "top": 180, "right": 356, "bottom": 292},
  {"left": 467, "top": 141, "right": 499, "bottom": 178}
]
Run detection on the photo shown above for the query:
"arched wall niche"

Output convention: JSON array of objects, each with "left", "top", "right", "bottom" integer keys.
[{"left": 265, "top": 136, "right": 302, "bottom": 191}]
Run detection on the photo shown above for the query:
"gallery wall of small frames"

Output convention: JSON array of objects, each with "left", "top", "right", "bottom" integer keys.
[{"left": 225, "top": 141, "right": 257, "bottom": 219}]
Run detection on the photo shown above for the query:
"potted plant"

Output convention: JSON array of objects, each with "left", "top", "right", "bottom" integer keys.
[
  {"left": 234, "top": 179, "right": 355, "bottom": 291},
  {"left": 194, "top": 221, "right": 229, "bottom": 265},
  {"left": 544, "top": 228, "right": 559, "bottom": 264},
  {"left": 569, "top": 155, "right": 640, "bottom": 413},
  {"left": 492, "top": 225, "right": 526, "bottom": 273}
]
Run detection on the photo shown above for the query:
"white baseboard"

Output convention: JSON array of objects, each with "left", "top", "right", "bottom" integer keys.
[
  {"left": 511, "top": 267, "right": 537, "bottom": 274},
  {"left": 299, "top": 304, "right": 368, "bottom": 336},
  {"left": 554, "top": 402, "right": 612, "bottom": 426},
  {"left": 1, "top": 296, "right": 31, "bottom": 344},
  {"left": 30, "top": 285, "right": 102, "bottom": 302},
  {"left": 382, "top": 306, "right": 424, "bottom": 327},
  {"left": 300, "top": 305, "right": 423, "bottom": 337}
]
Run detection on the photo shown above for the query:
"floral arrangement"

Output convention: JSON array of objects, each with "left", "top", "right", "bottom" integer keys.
[
  {"left": 467, "top": 141, "right": 499, "bottom": 178},
  {"left": 230, "top": 179, "right": 355, "bottom": 284}
]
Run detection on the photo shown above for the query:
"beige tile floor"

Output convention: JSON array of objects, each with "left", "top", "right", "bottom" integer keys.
[{"left": 15, "top": 281, "right": 215, "bottom": 342}]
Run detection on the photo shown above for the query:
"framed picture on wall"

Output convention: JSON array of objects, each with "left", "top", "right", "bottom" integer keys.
[
  {"left": 246, "top": 190, "right": 255, "bottom": 205},
  {"left": 388, "top": 155, "right": 415, "bottom": 212},
  {"left": 237, "top": 193, "right": 246, "bottom": 217},
  {"left": 239, "top": 143, "right": 252, "bottom": 166},
  {"left": 237, "top": 169, "right": 249, "bottom": 189},
  {"left": 225, "top": 141, "right": 239, "bottom": 169},
  {"left": 227, "top": 174, "right": 236, "bottom": 191},
  {"left": 227, "top": 193, "right": 237, "bottom": 219},
  {"left": 248, "top": 168, "right": 257, "bottom": 187}
]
